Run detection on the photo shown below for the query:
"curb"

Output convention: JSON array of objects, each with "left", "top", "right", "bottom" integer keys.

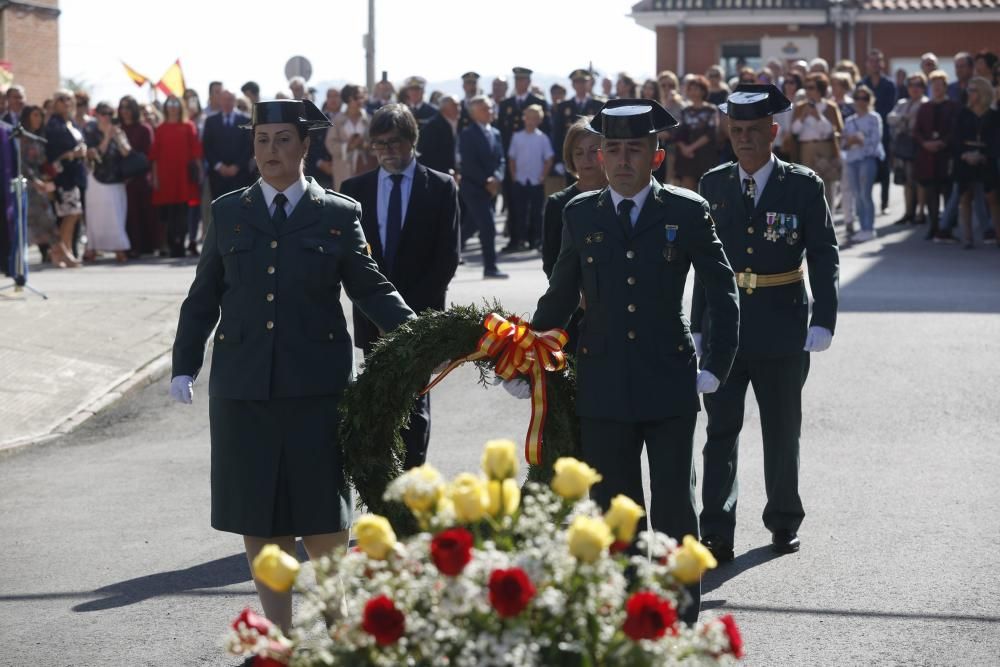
[{"left": 0, "top": 350, "right": 173, "bottom": 459}]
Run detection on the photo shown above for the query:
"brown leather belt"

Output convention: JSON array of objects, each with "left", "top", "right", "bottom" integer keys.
[{"left": 736, "top": 267, "right": 804, "bottom": 290}]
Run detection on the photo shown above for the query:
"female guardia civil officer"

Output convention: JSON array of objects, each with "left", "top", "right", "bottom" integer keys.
[{"left": 169, "top": 99, "right": 414, "bottom": 629}]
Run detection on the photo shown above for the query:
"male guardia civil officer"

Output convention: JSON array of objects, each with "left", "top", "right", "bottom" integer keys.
[
  {"left": 693, "top": 84, "right": 839, "bottom": 562},
  {"left": 508, "top": 99, "right": 740, "bottom": 621}
]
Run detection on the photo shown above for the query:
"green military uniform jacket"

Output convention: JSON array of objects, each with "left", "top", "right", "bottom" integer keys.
[
  {"left": 172, "top": 177, "right": 415, "bottom": 401},
  {"left": 692, "top": 158, "right": 839, "bottom": 357},
  {"left": 532, "top": 180, "right": 740, "bottom": 422}
]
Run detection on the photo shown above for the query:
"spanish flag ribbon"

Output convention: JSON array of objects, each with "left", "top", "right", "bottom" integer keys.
[
  {"left": 121, "top": 61, "right": 149, "bottom": 87},
  {"left": 421, "top": 313, "right": 568, "bottom": 466}
]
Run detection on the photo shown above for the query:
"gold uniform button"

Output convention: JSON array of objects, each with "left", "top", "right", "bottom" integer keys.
[
  {"left": 627, "top": 276, "right": 636, "bottom": 285},
  {"left": 266, "top": 293, "right": 274, "bottom": 302},
  {"left": 586, "top": 256, "right": 594, "bottom": 264},
  {"left": 747, "top": 226, "right": 755, "bottom": 234},
  {"left": 626, "top": 250, "right": 635, "bottom": 259},
  {"left": 677, "top": 344, "right": 685, "bottom": 351},
  {"left": 267, "top": 265, "right": 276, "bottom": 274},
  {"left": 627, "top": 304, "right": 636, "bottom": 313},
  {"left": 746, "top": 288, "right": 754, "bottom": 295},
  {"left": 627, "top": 331, "right": 637, "bottom": 340},
  {"left": 581, "top": 346, "right": 589, "bottom": 354},
  {"left": 328, "top": 333, "right": 334, "bottom": 340},
  {"left": 318, "top": 245, "right": 325, "bottom": 253},
  {"left": 266, "top": 321, "right": 274, "bottom": 330},
  {"left": 746, "top": 247, "right": 754, "bottom": 254},
  {"left": 217, "top": 333, "right": 225, "bottom": 341},
  {"left": 270, "top": 240, "right": 278, "bottom": 249}
]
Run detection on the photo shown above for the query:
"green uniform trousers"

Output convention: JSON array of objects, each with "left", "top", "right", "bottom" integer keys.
[
  {"left": 700, "top": 352, "right": 811, "bottom": 541},
  {"left": 580, "top": 413, "right": 700, "bottom": 623}
]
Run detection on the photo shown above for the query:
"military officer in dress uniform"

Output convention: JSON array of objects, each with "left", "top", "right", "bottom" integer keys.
[
  {"left": 551, "top": 69, "right": 605, "bottom": 177},
  {"left": 458, "top": 71, "right": 481, "bottom": 132},
  {"left": 509, "top": 99, "right": 740, "bottom": 622},
  {"left": 693, "top": 84, "right": 839, "bottom": 562},
  {"left": 169, "top": 99, "right": 415, "bottom": 631}
]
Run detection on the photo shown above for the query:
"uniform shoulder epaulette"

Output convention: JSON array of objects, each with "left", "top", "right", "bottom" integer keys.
[
  {"left": 565, "top": 189, "right": 601, "bottom": 211},
  {"left": 661, "top": 183, "right": 708, "bottom": 206},
  {"left": 700, "top": 161, "right": 736, "bottom": 181},
  {"left": 324, "top": 188, "right": 361, "bottom": 207},
  {"left": 785, "top": 162, "right": 821, "bottom": 181},
  {"left": 212, "top": 187, "right": 248, "bottom": 207}
]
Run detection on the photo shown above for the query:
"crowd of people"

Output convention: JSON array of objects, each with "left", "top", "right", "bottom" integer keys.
[{"left": 2, "top": 46, "right": 999, "bottom": 279}]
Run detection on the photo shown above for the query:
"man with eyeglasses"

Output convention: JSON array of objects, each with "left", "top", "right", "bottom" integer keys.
[{"left": 340, "top": 104, "right": 460, "bottom": 468}]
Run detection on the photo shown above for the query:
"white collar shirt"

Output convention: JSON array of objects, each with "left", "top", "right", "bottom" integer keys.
[
  {"left": 260, "top": 174, "right": 308, "bottom": 217},
  {"left": 608, "top": 179, "right": 654, "bottom": 226},
  {"left": 376, "top": 157, "right": 417, "bottom": 247},
  {"left": 738, "top": 155, "right": 776, "bottom": 206}
]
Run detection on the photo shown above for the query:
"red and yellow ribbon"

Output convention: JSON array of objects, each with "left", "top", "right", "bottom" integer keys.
[{"left": 421, "top": 313, "right": 568, "bottom": 465}]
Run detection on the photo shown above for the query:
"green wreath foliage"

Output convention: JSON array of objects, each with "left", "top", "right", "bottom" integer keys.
[{"left": 339, "top": 302, "right": 580, "bottom": 531}]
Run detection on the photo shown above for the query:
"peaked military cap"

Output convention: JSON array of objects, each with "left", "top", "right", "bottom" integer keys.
[
  {"left": 589, "top": 98, "right": 678, "bottom": 138},
  {"left": 403, "top": 75, "right": 427, "bottom": 89},
  {"left": 512, "top": 67, "right": 533, "bottom": 78},
  {"left": 718, "top": 84, "right": 791, "bottom": 120},
  {"left": 569, "top": 68, "right": 593, "bottom": 82},
  {"left": 241, "top": 99, "right": 332, "bottom": 131},
  {"left": 461, "top": 71, "right": 481, "bottom": 82}
]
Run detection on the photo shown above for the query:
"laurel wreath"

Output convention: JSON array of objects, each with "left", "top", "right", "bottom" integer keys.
[{"left": 339, "top": 302, "right": 580, "bottom": 531}]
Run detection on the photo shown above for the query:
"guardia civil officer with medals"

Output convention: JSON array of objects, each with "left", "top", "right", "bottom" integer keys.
[
  {"left": 509, "top": 99, "right": 740, "bottom": 622},
  {"left": 693, "top": 84, "right": 839, "bottom": 562},
  {"left": 169, "top": 99, "right": 415, "bottom": 631}
]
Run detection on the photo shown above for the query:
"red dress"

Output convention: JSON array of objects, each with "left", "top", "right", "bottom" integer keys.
[{"left": 150, "top": 121, "right": 202, "bottom": 206}]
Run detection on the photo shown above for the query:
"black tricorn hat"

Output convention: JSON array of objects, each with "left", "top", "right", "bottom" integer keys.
[
  {"left": 239, "top": 99, "right": 332, "bottom": 131},
  {"left": 589, "top": 98, "right": 678, "bottom": 138},
  {"left": 719, "top": 84, "right": 792, "bottom": 120}
]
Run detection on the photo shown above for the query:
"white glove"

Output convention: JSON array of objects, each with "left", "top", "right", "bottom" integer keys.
[
  {"left": 803, "top": 326, "right": 833, "bottom": 353},
  {"left": 170, "top": 375, "right": 194, "bottom": 404},
  {"left": 553, "top": 163, "right": 566, "bottom": 176},
  {"left": 693, "top": 333, "right": 704, "bottom": 358},
  {"left": 696, "top": 370, "right": 720, "bottom": 394},
  {"left": 502, "top": 378, "right": 531, "bottom": 400}
]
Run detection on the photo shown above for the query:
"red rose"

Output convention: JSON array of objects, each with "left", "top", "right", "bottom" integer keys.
[
  {"left": 362, "top": 595, "right": 406, "bottom": 645},
  {"left": 431, "top": 527, "right": 474, "bottom": 576},
  {"left": 623, "top": 591, "right": 678, "bottom": 641},
  {"left": 488, "top": 567, "right": 536, "bottom": 618},
  {"left": 720, "top": 614, "right": 744, "bottom": 658},
  {"left": 232, "top": 608, "right": 273, "bottom": 636},
  {"left": 610, "top": 540, "right": 630, "bottom": 554}
]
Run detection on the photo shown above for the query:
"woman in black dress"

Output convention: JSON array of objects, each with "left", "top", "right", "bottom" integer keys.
[
  {"left": 541, "top": 117, "right": 608, "bottom": 351},
  {"left": 169, "top": 99, "right": 414, "bottom": 630},
  {"left": 952, "top": 77, "right": 1000, "bottom": 248}
]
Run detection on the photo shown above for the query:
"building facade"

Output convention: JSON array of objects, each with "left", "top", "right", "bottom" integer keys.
[
  {"left": 631, "top": 0, "right": 1000, "bottom": 78},
  {"left": 0, "top": 0, "right": 60, "bottom": 104}
]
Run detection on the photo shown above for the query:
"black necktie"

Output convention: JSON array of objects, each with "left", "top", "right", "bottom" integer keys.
[
  {"left": 272, "top": 192, "right": 288, "bottom": 224},
  {"left": 384, "top": 174, "right": 404, "bottom": 270},
  {"left": 617, "top": 198, "right": 635, "bottom": 237},
  {"left": 743, "top": 177, "right": 756, "bottom": 208}
]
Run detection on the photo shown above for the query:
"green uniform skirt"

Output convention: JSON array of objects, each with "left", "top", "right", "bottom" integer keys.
[{"left": 209, "top": 395, "right": 351, "bottom": 538}]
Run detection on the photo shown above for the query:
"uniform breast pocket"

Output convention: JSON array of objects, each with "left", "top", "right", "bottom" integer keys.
[
  {"left": 580, "top": 245, "right": 611, "bottom": 302},
  {"left": 300, "top": 237, "right": 341, "bottom": 286},
  {"left": 221, "top": 237, "right": 254, "bottom": 287}
]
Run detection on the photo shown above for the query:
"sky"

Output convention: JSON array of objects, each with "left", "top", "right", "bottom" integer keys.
[{"left": 59, "top": 0, "right": 657, "bottom": 104}]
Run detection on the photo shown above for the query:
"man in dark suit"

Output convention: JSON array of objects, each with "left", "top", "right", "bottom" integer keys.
[
  {"left": 417, "top": 95, "right": 459, "bottom": 175},
  {"left": 693, "top": 84, "right": 839, "bottom": 562},
  {"left": 552, "top": 70, "right": 604, "bottom": 176},
  {"left": 459, "top": 96, "right": 508, "bottom": 279},
  {"left": 340, "top": 104, "right": 460, "bottom": 469},
  {"left": 508, "top": 99, "right": 739, "bottom": 623},
  {"left": 202, "top": 90, "right": 253, "bottom": 199}
]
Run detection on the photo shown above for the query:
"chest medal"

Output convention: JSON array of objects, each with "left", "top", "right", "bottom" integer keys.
[
  {"left": 764, "top": 212, "right": 779, "bottom": 242},
  {"left": 663, "top": 225, "right": 679, "bottom": 262},
  {"left": 786, "top": 214, "right": 800, "bottom": 245}
]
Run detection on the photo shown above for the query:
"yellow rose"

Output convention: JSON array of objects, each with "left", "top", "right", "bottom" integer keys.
[
  {"left": 604, "top": 495, "right": 646, "bottom": 544},
  {"left": 551, "top": 457, "right": 603, "bottom": 501},
  {"left": 450, "top": 473, "right": 490, "bottom": 523},
  {"left": 672, "top": 535, "right": 718, "bottom": 584},
  {"left": 252, "top": 544, "right": 301, "bottom": 592},
  {"left": 354, "top": 514, "right": 397, "bottom": 560},
  {"left": 482, "top": 439, "right": 519, "bottom": 480},
  {"left": 566, "top": 515, "right": 614, "bottom": 563},
  {"left": 487, "top": 479, "right": 521, "bottom": 517},
  {"left": 401, "top": 464, "right": 444, "bottom": 514}
]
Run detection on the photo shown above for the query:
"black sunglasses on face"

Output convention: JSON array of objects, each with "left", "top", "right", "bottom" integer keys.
[{"left": 855, "top": 96, "right": 870, "bottom": 102}]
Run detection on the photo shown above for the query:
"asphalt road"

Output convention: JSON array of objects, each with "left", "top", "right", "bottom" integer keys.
[{"left": 2, "top": 213, "right": 999, "bottom": 665}]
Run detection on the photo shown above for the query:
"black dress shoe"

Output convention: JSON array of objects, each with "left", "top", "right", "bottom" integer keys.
[
  {"left": 701, "top": 535, "right": 735, "bottom": 563},
  {"left": 499, "top": 243, "right": 520, "bottom": 254},
  {"left": 771, "top": 530, "right": 800, "bottom": 554},
  {"left": 484, "top": 268, "right": 509, "bottom": 279}
]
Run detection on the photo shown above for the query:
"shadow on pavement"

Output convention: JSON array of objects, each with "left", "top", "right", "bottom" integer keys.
[
  {"left": 702, "top": 545, "right": 782, "bottom": 596},
  {"left": 712, "top": 602, "right": 1000, "bottom": 624}
]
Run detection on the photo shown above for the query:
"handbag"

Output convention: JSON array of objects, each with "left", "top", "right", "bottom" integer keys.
[
  {"left": 892, "top": 132, "right": 917, "bottom": 161},
  {"left": 119, "top": 150, "right": 149, "bottom": 179}
]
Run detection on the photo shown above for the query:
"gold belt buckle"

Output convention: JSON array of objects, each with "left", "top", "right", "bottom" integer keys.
[{"left": 737, "top": 271, "right": 757, "bottom": 289}]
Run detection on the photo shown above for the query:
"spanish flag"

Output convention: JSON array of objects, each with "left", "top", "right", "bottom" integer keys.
[
  {"left": 121, "top": 61, "right": 149, "bottom": 87},
  {"left": 155, "top": 59, "right": 186, "bottom": 97}
]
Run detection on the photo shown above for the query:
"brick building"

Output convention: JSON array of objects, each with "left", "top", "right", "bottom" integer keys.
[
  {"left": 0, "top": 0, "right": 60, "bottom": 104},
  {"left": 631, "top": 0, "right": 1000, "bottom": 78}
]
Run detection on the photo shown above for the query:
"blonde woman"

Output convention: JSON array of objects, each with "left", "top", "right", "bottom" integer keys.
[
  {"left": 952, "top": 77, "right": 1000, "bottom": 248},
  {"left": 790, "top": 72, "right": 844, "bottom": 212},
  {"left": 326, "top": 83, "right": 372, "bottom": 190}
]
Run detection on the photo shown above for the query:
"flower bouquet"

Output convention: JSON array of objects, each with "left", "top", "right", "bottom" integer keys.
[{"left": 227, "top": 440, "right": 744, "bottom": 666}]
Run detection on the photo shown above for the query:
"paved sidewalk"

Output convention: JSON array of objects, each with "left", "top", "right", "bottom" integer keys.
[{"left": 0, "top": 256, "right": 197, "bottom": 453}]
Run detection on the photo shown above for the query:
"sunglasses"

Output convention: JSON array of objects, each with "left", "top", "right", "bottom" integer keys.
[
  {"left": 371, "top": 137, "right": 405, "bottom": 151},
  {"left": 855, "top": 96, "right": 871, "bottom": 102}
]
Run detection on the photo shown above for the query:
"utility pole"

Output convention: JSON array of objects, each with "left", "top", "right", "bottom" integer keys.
[{"left": 365, "top": 0, "right": 375, "bottom": 90}]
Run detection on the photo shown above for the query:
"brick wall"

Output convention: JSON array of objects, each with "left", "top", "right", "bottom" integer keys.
[{"left": 1, "top": 1, "right": 60, "bottom": 105}]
